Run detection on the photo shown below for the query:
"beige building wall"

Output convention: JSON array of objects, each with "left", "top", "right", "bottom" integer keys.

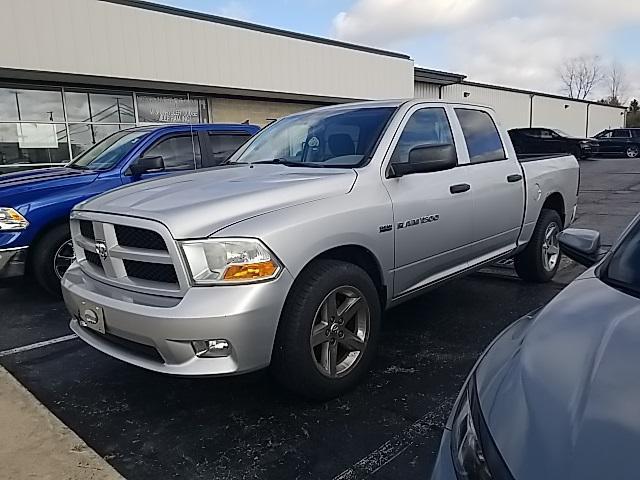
[
  {"left": 0, "top": 0, "right": 414, "bottom": 102},
  {"left": 210, "top": 98, "right": 322, "bottom": 126}
]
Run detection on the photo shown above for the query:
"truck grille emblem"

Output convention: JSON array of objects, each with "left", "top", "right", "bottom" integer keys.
[{"left": 95, "top": 241, "right": 108, "bottom": 260}]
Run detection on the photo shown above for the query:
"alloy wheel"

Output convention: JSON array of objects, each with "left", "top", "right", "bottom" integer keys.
[
  {"left": 627, "top": 146, "right": 639, "bottom": 158},
  {"left": 541, "top": 222, "right": 560, "bottom": 272},
  {"left": 53, "top": 239, "right": 75, "bottom": 279},
  {"left": 310, "top": 286, "right": 370, "bottom": 378}
]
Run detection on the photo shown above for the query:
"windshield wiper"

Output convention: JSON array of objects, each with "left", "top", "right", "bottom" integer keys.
[{"left": 250, "top": 159, "right": 325, "bottom": 168}]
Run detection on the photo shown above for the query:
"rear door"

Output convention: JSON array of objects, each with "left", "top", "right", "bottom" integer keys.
[
  {"left": 453, "top": 108, "right": 525, "bottom": 263},
  {"left": 200, "top": 131, "right": 253, "bottom": 168},
  {"left": 611, "top": 129, "right": 632, "bottom": 154},
  {"left": 384, "top": 105, "right": 474, "bottom": 297}
]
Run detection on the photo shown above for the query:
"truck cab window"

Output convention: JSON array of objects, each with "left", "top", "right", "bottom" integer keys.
[
  {"left": 143, "top": 135, "right": 200, "bottom": 171},
  {"left": 455, "top": 108, "right": 506, "bottom": 163},
  {"left": 204, "top": 133, "right": 251, "bottom": 167},
  {"left": 390, "top": 107, "right": 454, "bottom": 164}
]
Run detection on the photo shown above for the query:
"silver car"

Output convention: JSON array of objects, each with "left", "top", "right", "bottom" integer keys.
[{"left": 62, "top": 100, "right": 579, "bottom": 398}]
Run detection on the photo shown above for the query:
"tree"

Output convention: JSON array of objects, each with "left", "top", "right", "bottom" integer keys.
[
  {"left": 603, "top": 61, "right": 627, "bottom": 106},
  {"left": 559, "top": 56, "right": 604, "bottom": 100},
  {"left": 627, "top": 99, "right": 640, "bottom": 128}
]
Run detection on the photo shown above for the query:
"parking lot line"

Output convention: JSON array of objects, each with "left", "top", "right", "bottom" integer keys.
[
  {"left": 0, "top": 334, "right": 78, "bottom": 358},
  {"left": 332, "top": 406, "right": 446, "bottom": 480}
]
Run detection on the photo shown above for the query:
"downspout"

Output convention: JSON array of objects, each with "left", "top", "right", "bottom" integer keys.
[
  {"left": 529, "top": 94, "right": 534, "bottom": 127},
  {"left": 585, "top": 103, "right": 591, "bottom": 137},
  {"left": 439, "top": 85, "right": 443, "bottom": 100}
]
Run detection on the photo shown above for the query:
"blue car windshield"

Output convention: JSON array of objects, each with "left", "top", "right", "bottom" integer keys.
[
  {"left": 603, "top": 220, "right": 640, "bottom": 296},
  {"left": 68, "top": 130, "right": 150, "bottom": 171},
  {"left": 226, "top": 107, "right": 396, "bottom": 168}
]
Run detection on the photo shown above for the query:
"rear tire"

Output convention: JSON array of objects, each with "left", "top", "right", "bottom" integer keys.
[
  {"left": 515, "top": 209, "right": 562, "bottom": 283},
  {"left": 32, "top": 224, "right": 74, "bottom": 297},
  {"left": 270, "top": 260, "right": 381, "bottom": 400},
  {"left": 626, "top": 146, "right": 639, "bottom": 158}
]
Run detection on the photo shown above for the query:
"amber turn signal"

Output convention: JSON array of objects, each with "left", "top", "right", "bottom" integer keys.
[{"left": 223, "top": 261, "right": 279, "bottom": 281}]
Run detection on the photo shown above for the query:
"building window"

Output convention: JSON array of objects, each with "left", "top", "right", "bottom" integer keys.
[
  {"left": 0, "top": 122, "right": 69, "bottom": 171},
  {"left": 136, "top": 95, "right": 208, "bottom": 124},
  {"left": 0, "top": 85, "right": 210, "bottom": 173}
]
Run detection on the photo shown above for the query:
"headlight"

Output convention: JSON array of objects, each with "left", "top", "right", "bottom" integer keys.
[
  {"left": 0, "top": 208, "right": 29, "bottom": 230},
  {"left": 450, "top": 376, "right": 493, "bottom": 479},
  {"left": 180, "top": 238, "right": 281, "bottom": 285}
]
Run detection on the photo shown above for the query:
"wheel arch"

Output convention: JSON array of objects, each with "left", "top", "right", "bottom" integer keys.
[
  {"left": 292, "top": 244, "right": 388, "bottom": 310},
  {"left": 541, "top": 192, "right": 565, "bottom": 227}
]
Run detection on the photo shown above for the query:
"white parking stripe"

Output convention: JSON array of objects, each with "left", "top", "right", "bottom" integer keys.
[
  {"left": 332, "top": 406, "right": 447, "bottom": 480},
  {"left": 0, "top": 334, "right": 78, "bottom": 358}
]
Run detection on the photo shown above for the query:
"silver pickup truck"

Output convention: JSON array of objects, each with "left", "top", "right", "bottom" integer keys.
[{"left": 62, "top": 100, "right": 579, "bottom": 398}]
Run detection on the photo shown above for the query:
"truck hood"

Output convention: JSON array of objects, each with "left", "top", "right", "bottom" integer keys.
[
  {"left": 476, "top": 274, "right": 640, "bottom": 480},
  {"left": 0, "top": 167, "right": 98, "bottom": 208},
  {"left": 0, "top": 167, "right": 98, "bottom": 201},
  {"left": 78, "top": 164, "right": 357, "bottom": 238}
]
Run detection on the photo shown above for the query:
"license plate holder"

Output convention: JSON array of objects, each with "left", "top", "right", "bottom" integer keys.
[{"left": 78, "top": 301, "right": 106, "bottom": 334}]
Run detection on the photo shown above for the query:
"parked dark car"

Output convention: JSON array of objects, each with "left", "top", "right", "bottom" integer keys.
[
  {"left": 509, "top": 127, "right": 598, "bottom": 160},
  {"left": 430, "top": 214, "right": 640, "bottom": 480},
  {"left": 593, "top": 128, "right": 640, "bottom": 158}
]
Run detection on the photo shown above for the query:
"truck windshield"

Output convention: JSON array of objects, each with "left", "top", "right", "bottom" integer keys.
[
  {"left": 603, "top": 219, "right": 640, "bottom": 298},
  {"left": 67, "top": 130, "right": 150, "bottom": 171},
  {"left": 227, "top": 107, "right": 396, "bottom": 167}
]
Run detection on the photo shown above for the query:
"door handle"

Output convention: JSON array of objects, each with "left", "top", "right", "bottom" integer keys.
[
  {"left": 507, "top": 174, "right": 523, "bottom": 183},
  {"left": 450, "top": 183, "right": 471, "bottom": 194}
]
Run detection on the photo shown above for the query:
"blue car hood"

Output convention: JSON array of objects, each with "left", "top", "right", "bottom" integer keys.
[
  {"left": 476, "top": 273, "right": 640, "bottom": 480},
  {"left": 0, "top": 167, "right": 99, "bottom": 204}
]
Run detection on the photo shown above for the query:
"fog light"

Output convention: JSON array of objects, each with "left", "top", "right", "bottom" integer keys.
[{"left": 192, "top": 339, "right": 231, "bottom": 358}]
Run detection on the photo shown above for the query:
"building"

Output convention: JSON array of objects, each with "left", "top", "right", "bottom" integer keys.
[{"left": 0, "top": 0, "right": 626, "bottom": 171}]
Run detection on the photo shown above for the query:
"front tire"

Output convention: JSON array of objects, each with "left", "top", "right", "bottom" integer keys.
[
  {"left": 270, "top": 260, "right": 381, "bottom": 400},
  {"left": 515, "top": 209, "right": 562, "bottom": 283},
  {"left": 32, "top": 224, "right": 74, "bottom": 297}
]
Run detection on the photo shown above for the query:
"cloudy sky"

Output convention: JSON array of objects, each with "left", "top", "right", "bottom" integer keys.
[{"left": 155, "top": 0, "right": 640, "bottom": 102}]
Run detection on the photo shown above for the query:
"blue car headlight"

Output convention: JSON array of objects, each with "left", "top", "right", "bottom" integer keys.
[
  {"left": 450, "top": 376, "right": 493, "bottom": 479},
  {"left": 0, "top": 208, "right": 29, "bottom": 231}
]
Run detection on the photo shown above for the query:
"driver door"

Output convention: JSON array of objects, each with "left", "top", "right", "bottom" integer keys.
[
  {"left": 383, "top": 106, "right": 474, "bottom": 297},
  {"left": 125, "top": 133, "right": 200, "bottom": 183}
]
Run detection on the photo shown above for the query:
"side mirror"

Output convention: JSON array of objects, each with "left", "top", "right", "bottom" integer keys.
[
  {"left": 558, "top": 228, "right": 607, "bottom": 268},
  {"left": 390, "top": 144, "right": 457, "bottom": 177},
  {"left": 129, "top": 156, "right": 165, "bottom": 177}
]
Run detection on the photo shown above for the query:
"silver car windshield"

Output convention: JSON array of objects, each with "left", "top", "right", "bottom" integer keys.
[{"left": 227, "top": 107, "right": 396, "bottom": 168}]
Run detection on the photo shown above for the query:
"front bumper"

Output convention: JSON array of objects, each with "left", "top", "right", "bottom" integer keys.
[
  {"left": 0, "top": 247, "right": 28, "bottom": 279},
  {"left": 62, "top": 262, "right": 294, "bottom": 375},
  {"left": 430, "top": 429, "right": 456, "bottom": 479}
]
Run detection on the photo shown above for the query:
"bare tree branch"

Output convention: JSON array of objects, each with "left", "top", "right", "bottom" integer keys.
[
  {"left": 559, "top": 56, "right": 604, "bottom": 100},
  {"left": 607, "top": 61, "right": 627, "bottom": 105}
]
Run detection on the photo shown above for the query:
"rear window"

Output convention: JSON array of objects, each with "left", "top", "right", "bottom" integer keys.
[
  {"left": 455, "top": 109, "right": 506, "bottom": 163},
  {"left": 203, "top": 133, "right": 251, "bottom": 167}
]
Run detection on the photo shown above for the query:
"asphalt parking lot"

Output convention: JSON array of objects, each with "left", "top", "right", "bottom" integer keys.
[{"left": 1, "top": 157, "right": 639, "bottom": 480}]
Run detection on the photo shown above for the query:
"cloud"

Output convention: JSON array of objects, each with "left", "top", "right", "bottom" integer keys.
[
  {"left": 332, "top": 0, "right": 640, "bottom": 100},
  {"left": 212, "top": 1, "right": 251, "bottom": 21},
  {"left": 333, "top": 0, "right": 490, "bottom": 45}
]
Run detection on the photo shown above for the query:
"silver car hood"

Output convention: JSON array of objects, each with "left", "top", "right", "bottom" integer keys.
[
  {"left": 78, "top": 164, "right": 357, "bottom": 238},
  {"left": 476, "top": 273, "right": 640, "bottom": 480}
]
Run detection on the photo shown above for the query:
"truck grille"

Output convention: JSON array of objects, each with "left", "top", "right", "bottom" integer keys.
[
  {"left": 71, "top": 213, "right": 188, "bottom": 297},
  {"left": 124, "top": 260, "right": 178, "bottom": 284},
  {"left": 84, "top": 249, "right": 103, "bottom": 269},
  {"left": 79, "top": 220, "right": 95, "bottom": 240},
  {"left": 115, "top": 225, "right": 167, "bottom": 251}
]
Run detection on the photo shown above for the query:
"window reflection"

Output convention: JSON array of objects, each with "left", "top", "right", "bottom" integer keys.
[
  {"left": 16, "top": 89, "right": 65, "bottom": 122},
  {"left": 0, "top": 123, "right": 69, "bottom": 170}
]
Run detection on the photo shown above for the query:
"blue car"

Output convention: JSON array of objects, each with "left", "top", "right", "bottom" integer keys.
[
  {"left": 0, "top": 123, "right": 258, "bottom": 294},
  {"left": 431, "top": 216, "right": 640, "bottom": 480}
]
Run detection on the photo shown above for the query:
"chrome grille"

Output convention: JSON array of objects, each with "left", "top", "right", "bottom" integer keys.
[
  {"left": 70, "top": 212, "right": 189, "bottom": 297},
  {"left": 114, "top": 225, "right": 167, "bottom": 251}
]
